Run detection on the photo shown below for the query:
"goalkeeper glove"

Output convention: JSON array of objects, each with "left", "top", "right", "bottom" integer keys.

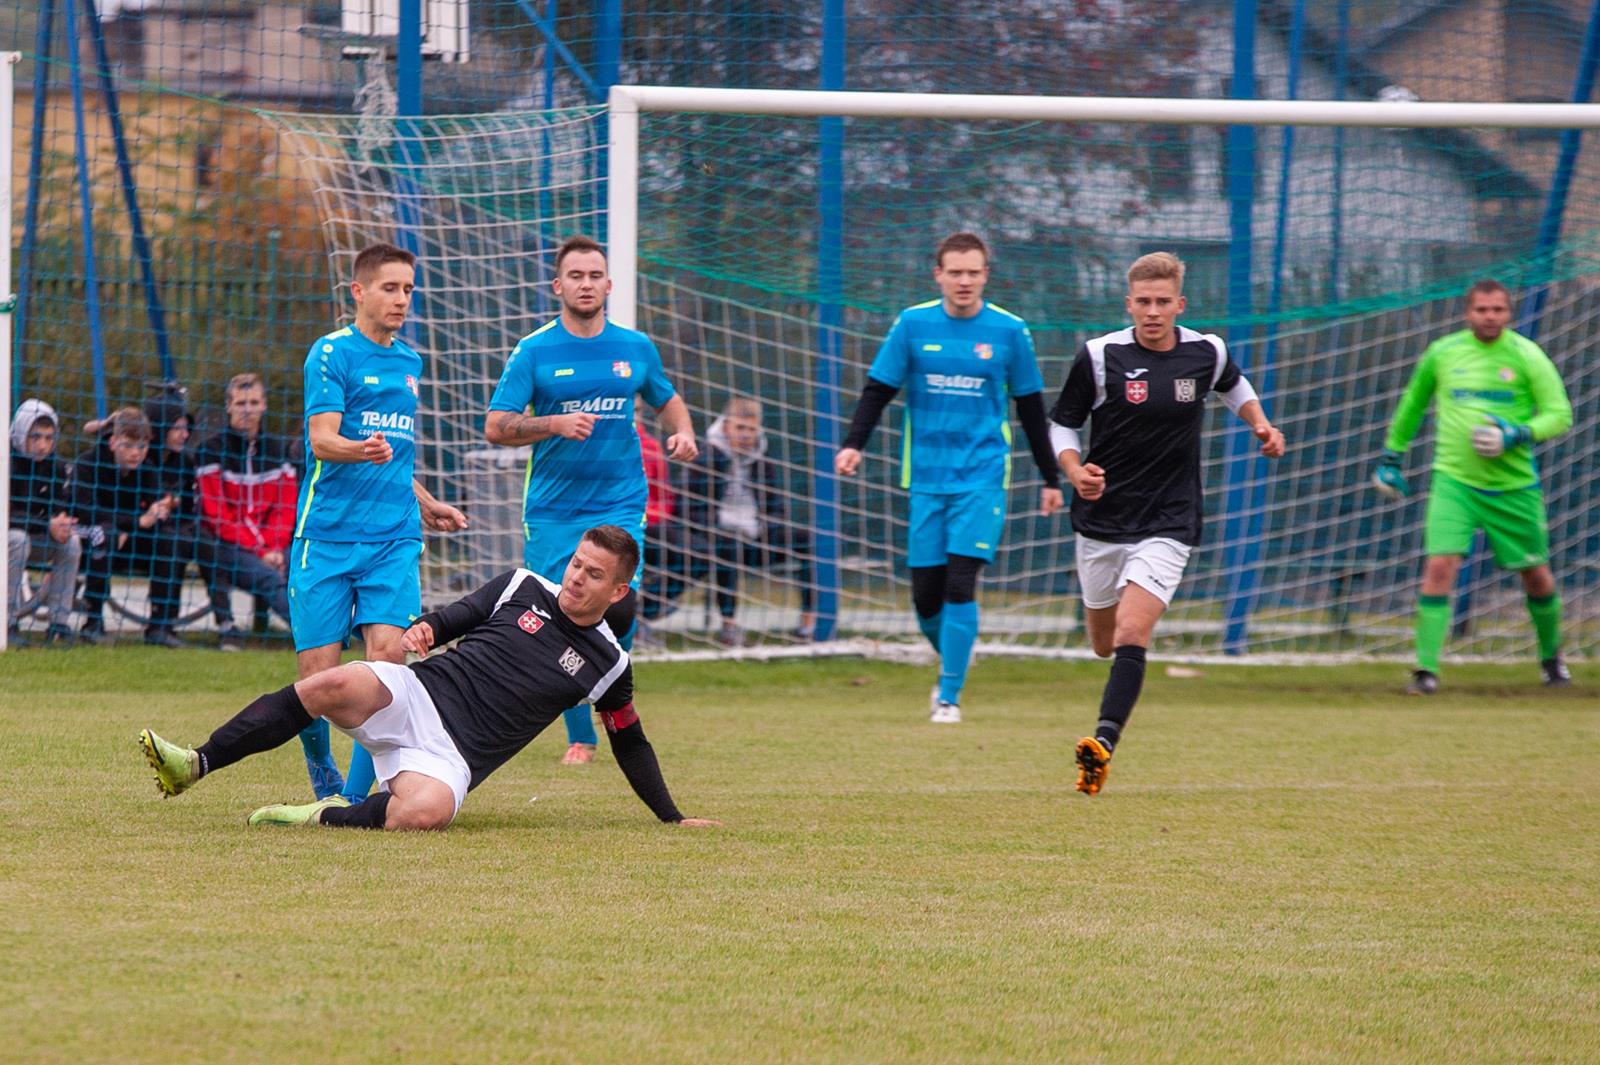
[
  {"left": 1470, "top": 414, "right": 1533, "bottom": 458},
  {"left": 1371, "top": 449, "right": 1410, "bottom": 501}
]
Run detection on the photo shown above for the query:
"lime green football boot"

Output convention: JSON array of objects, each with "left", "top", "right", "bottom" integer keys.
[
  {"left": 247, "top": 796, "right": 350, "bottom": 827},
  {"left": 139, "top": 729, "right": 201, "bottom": 797}
]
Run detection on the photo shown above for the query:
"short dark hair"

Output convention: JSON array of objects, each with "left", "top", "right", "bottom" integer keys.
[
  {"left": 108, "top": 406, "right": 153, "bottom": 443},
  {"left": 1466, "top": 279, "right": 1511, "bottom": 304},
  {"left": 581, "top": 524, "right": 639, "bottom": 583},
  {"left": 556, "top": 235, "right": 606, "bottom": 273},
  {"left": 225, "top": 372, "right": 263, "bottom": 401},
  {"left": 936, "top": 232, "right": 988, "bottom": 268},
  {"left": 353, "top": 242, "right": 416, "bottom": 283}
]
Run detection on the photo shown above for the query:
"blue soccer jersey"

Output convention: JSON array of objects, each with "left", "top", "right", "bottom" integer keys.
[
  {"left": 294, "top": 326, "right": 423, "bottom": 542},
  {"left": 867, "top": 300, "right": 1044, "bottom": 492},
  {"left": 489, "top": 318, "right": 677, "bottom": 524}
]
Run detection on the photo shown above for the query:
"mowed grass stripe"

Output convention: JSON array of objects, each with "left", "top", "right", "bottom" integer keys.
[{"left": 2, "top": 651, "right": 1595, "bottom": 1063}]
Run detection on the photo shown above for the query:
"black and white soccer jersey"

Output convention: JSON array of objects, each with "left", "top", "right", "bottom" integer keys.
[
  {"left": 410, "top": 569, "right": 632, "bottom": 789},
  {"left": 1051, "top": 326, "right": 1254, "bottom": 547}
]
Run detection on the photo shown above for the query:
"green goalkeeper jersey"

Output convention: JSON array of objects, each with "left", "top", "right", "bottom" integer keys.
[{"left": 1383, "top": 328, "right": 1572, "bottom": 492}]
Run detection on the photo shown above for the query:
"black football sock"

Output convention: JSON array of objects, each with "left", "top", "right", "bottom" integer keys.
[
  {"left": 318, "top": 792, "right": 391, "bottom": 829},
  {"left": 196, "top": 685, "right": 314, "bottom": 777},
  {"left": 1094, "top": 645, "right": 1147, "bottom": 753}
]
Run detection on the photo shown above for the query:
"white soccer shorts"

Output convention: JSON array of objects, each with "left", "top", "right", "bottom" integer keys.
[
  {"left": 1075, "top": 535, "right": 1194, "bottom": 610},
  {"left": 344, "top": 660, "right": 472, "bottom": 817}
]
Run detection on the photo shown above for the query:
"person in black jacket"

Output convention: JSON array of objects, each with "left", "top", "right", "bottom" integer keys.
[
  {"left": 74, "top": 407, "right": 193, "bottom": 646},
  {"left": 7, "top": 399, "right": 82, "bottom": 645},
  {"left": 645, "top": 397, "right": 815, "bottom": 646}
]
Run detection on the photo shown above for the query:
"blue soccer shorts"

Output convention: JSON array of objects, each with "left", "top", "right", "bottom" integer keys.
[
  {"left": 288, "top": 537, "right": 422, "bottom": 652},
  {"left": 523, "top": 511, "right": 647, "bottom": 588},
  {"left": 907, "top": 488, "right": 1007, "bottom": 568}
]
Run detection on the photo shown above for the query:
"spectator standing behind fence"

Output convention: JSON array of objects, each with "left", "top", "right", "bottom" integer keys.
[
  {"left": 647, "top": 397, "right": 816, "bottom": 647},
  {"left": 7, "top": 399, "right": 83, "bottom": 647},
  {"left": 192, "top": 373, "right": 296, "bottom": 652},
  {"left": 73, "top": 408, "right": 192, "bottom": 647}
]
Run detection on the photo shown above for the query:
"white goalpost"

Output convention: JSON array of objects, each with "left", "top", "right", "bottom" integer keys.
[{"left": 605, "top": 86, "right": 1600, "bottom": 330}]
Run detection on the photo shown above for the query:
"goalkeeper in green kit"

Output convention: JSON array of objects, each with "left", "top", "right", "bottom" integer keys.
[{"left": 1372, "top": 280, "right": 1573, "bottom": 694}]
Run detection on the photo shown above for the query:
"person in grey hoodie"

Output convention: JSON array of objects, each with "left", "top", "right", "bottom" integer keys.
[
  {"left": 647, "top": 396, "right": 815, "bottom": 645},
  {"left": 8, "top": 399, "right": 83, "bottom": 645}
]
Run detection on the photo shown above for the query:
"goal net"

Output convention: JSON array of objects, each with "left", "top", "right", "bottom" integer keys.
[{"left": 265, "top": 90, "right": 1600, "bottom": 663}]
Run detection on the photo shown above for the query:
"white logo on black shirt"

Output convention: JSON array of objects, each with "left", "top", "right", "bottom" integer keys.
[
  {"left": 1174, "top": 379, "right": 1197, "bottom": 403},
  {"left": 559, "top": 647, "right": 585, "bottom": 676},
  {"left": 1125, "top": 368, "right": 1149, "bottom": 379}
]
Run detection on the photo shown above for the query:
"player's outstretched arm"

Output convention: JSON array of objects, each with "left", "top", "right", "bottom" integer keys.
[
  {"left": 414, "top": 569, "right": 522, "bottom": 646},
  {"left": 597, "top": 699, "right": 717, "bottom": 825}
]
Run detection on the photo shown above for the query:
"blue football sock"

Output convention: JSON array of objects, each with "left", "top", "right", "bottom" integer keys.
[
  {"left": 341, "top": 742, "right": 376, "bottom": 803},
  {"left": 916, "top": 608, "right": 944, "bottom": 654},
  {"left": 937, "top": 601, "right": 979, "bottom": 705},
  {"left": 297, "top": 717, "right": 332, "bottom": 763},
  {"left": 562, "top": 705, "right": 598, "bottom": 746}
]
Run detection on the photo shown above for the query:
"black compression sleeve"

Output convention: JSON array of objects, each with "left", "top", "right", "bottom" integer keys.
[
  {"left": 840, "top": 380, "right": 899, "bottom": 451},
  {"left": 606, "top": 720, "right": 684, "bottom": 823},
  {"left": 1013, "top": 392, "right": 1062, "bottom": 488}
]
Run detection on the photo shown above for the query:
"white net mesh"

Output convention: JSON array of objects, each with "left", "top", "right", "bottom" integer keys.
[{"left": 264, "top": 102, "right": 1600, "bottom": 662}]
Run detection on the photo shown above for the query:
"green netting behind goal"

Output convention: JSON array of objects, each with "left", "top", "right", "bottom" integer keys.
[{"left": 251, "top": 104, "right": 1597, "bottom": 662}]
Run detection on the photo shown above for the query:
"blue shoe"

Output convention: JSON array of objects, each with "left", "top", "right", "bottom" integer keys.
[{"left": 306, "top": 758, "right": 346, "bottom": 800}]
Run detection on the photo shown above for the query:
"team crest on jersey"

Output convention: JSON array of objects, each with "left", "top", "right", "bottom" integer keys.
[
  {"left": 405, "top": 374, "right": 419, "bottom": 396},
  {"left": 612, "top": 361, "right": 633, "bottom": 379},
  {"left": 1126, "top": 380, "right": 1149, "bottom": 404},
  {"left": 1498, "top": 367, "right": 1515, "bottom": 382},
  {"left": 973, "top": 343, "right": 993, "bottom": 360},
  {"left": 517, "top": 610, "right": 545, "bottom": 636},
  {"left": 559, "top": 647, "right": 586, "bottom": 676},
  {"left": 1174, "top": 378, "right": 1197, "bottom": 403}
]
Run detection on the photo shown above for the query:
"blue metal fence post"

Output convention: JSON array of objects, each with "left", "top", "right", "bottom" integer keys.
[
  {"left": 595, "top": 0, "right": 621, "bottom": 246},
  {"left": 63, "top": 0, "right": 109, "bottom": 418},
  {"left": 1221, "top": 0, "right": 1260, "bottom": 654},
  {"left": 812, "top": 0, "right": 846, "bottom": 641},
  {"left": 81, "top": 0, "right": 172, "bottom": 381},
  {"left": 392, "top": 0, "right": 426, "bottom": 349}
]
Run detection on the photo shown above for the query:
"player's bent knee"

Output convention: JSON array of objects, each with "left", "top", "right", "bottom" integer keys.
[{"left": 385, "top": 793, "right": 455, "bottom": 831}]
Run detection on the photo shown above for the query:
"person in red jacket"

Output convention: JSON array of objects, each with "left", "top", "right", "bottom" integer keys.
[
  {"left": 192, "top": 373, "right": 298, "bottom": 650},
  {"left": 635, "top": 407, "right": 675, "bottom": 642}
]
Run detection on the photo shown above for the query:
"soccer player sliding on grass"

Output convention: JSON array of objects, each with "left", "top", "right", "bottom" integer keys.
[
  {"left": 1049, "top": 253, "right": 1286, "bottom": 796},
  {"left": 139, "top": 525, "right": 718, "bottom": 830}
]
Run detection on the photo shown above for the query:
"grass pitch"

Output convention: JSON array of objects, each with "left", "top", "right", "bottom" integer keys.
[{"left": 2, "top": 649, "right": 1596, "bottom": 1064}]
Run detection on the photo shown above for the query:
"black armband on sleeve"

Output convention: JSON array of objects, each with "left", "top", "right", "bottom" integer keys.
[
  {"left": 840, "top": 379, "right": 899, "bottom": 451},
  {"left": 606, "top": 717, "right": 684, "bottom": 823},
  {"left": 1013, "top": 392, "right": 1062, "bottom": 489}
]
